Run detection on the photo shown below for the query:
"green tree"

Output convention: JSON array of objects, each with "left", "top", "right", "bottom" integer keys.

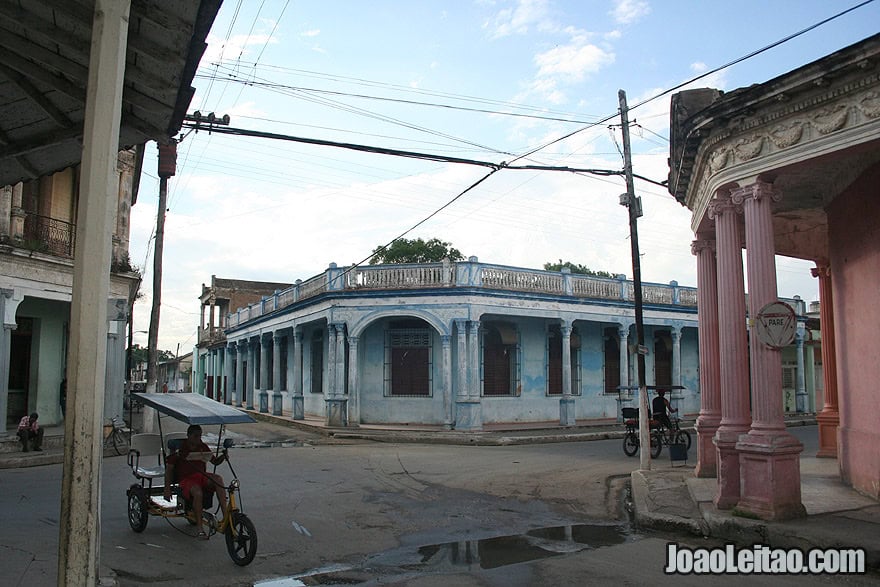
[
  {"left": 370, "top": 238, "right": 464, "bottom": 265},
  {"left": 543, "top": 259, "right": 615, "bottom": 279}
]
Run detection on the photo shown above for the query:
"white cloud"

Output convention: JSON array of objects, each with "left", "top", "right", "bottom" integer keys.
[
  {"left": 534, "top": 42, "right": 614, "bottom": 82},
  {"left": 203, "top": 33, "right": 276, "bottom": 62},
  {"left": 301, "top": 29, "right": 320, "bottom": 38},
  {"left": 485, "top": 0, "right": 552, "bottom": 39},
  {"left": 610, "top": 0, "right": 651, "bottom": 25}
]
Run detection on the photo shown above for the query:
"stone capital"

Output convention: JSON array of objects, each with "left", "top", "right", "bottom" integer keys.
[
  {"left": 707, "top": 195, "right": 742, "bottom": 220},
  {"left": 690, "top": 238, "right": 715, "bottom": 256},
  {"left": 730, "top": 180, "right": 782, "bottom": 206},
  {"left": 811, "top": 264, "right": 830, "bottom": 279}
]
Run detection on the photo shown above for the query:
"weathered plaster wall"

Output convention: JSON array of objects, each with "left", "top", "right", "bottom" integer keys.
[{"left": 828, "top": 160, "right": 880, "bottom": 498}]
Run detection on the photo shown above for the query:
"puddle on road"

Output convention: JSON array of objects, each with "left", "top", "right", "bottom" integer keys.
[
  {"left": 415, "top": 523, "right": 632, "bottom": 571},
  {"left": 266, "top": 523, "right": 636, "bottom": 585}
]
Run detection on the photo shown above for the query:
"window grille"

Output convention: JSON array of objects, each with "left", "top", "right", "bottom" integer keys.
[
  {"left": 603, "top": 327, "right": 621, "bottom": 394},
  {"left": 481, "top": 322, "right": 520, "bottom": 396},
  {"left": 384, "top": 328, "right": 432, "bottom": 397}
]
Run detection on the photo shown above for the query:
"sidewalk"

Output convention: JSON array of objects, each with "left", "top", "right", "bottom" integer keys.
[{"left": 3, "top": 409, "right": 878, "bottom": 571}]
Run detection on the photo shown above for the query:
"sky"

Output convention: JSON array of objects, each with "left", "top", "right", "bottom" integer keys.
[{"left": 130, "top": 0, "right": 880, "bottom": 353}]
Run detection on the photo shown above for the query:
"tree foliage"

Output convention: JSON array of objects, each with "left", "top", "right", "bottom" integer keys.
[
  {"left": 370, "top": 238, "right": 464, "bottom": 265},
  {"left": 543, "top": 259, "right": 615, "bottom": 278},
  {"left": 129, "top": 344, "right": 175, "bottom": 363}
]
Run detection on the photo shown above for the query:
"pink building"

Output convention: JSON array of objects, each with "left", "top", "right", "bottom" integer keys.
[{"left": 668, "top": 34, "right": 880, "bottom": 518}]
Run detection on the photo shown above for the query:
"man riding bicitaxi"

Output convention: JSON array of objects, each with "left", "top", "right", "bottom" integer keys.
[
  {"left": 651, "top": 388, "right": 678, "bottom": 439},
  {"left": 164, "top": 424, "right": 229, "bottom": 539}
]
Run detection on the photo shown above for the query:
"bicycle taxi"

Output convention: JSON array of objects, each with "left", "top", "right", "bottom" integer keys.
[
  {"left": 126, "top": 392, "right": 258, "bottom": 566},
  {"left": 621, "top": 385, "right": 691, "bottom": 458}
]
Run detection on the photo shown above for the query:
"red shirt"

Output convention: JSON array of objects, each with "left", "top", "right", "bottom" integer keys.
[{"left": 168, "top": 440, "right": 211, "bottom": 481}]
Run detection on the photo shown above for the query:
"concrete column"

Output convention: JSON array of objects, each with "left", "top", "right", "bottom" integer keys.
[
  {"left": 812, "top": 264, "right": 839, "bottom": 458},
  {"left": 617, "top": 326, "right": 629, "bottom": 393},
  {"left": 0, "top": 185, "right": 11, "bottom": 238},
  {"left": 335, "top": 323, "right": 346, "bottom": 397},
  {"left": 58, "top": 2, "right": 130, "bottom": 584},
  {"left": 559, "top": 322, "right": 575, "bottom": 426},
  {"left": 795, "top": 327, "right": 807, "bottom": 413},
  {"left": 733, "top": 181, "right": 804, "bottom": 520},
  {"left": 214, "top": 350, "right": 222, "bottom": 401},
  {"left": 0, "top": 289, "right": 19, "bottom": 430},
  {"left": 10, "top": 183, "right": 24, "bottom": 241},
  {"left": 225, "top": 344, "right": 234, "bottom": 405},
  {"left": 235, "top": 341, "right": 245, "bottom": 407},
  {"left": 454, "top": 319, "right": 467, "bottom": 402},
  {"left": 454, "top": 319, "right": 481, "bottom": 430},
  {"left": 205, "top": 351, "right": 213, "bottom": 399},
  {"left": 468, "top": 321, "right": 480, "bottom": 400},
  {"left": 708, "top": 194, "right": 751, "bottom": 509},
  {"left": 348, "top": 335, "right": 360, "bottom": 425},
  {"left": 292, "top": 328, "right": 304, "bottom": 419},
  {"left": 441, "top": 334, "right": 453, "bottom": 430},
  {"left": 326, "top": 324, "right": 337, "bottom": 399},
  {"left": 325, "top": 323, "right": 347, "bottom": 426},
  {"left": 671, "top": 327, "right": 681, "bottom": 391},
  {"left": 246, "top": 339, "right": 256, "bottom": 410},
  {"left": 272, "top": 331, "right": 283, "bottom": 415},
  {"left": 259, "top": 334, "right": 270, "bottom": 412},
  {"left": 692, "top": 238, "right": 722, "bottom": 478}
]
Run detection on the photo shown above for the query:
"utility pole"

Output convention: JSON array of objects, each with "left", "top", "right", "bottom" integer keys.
[
  {"left": 618, "top": 89, "right": 651, "bottom": 470},
  {"left": 144, "top": 140, "right": 176, "bottom": 430}
]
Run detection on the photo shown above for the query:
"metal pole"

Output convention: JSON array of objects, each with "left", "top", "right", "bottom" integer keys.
[{"left": 618, "top": 89, "right": 650, "bottom": 470}]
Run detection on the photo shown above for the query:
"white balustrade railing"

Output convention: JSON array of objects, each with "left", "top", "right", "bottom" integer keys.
[
  {"left": 481, "top": 265, "right": 563, "bottom": 293},
  {"left": 571, "top": 275, "right": 620, "bottom": 300},
  {"left": 225, "top": 260, "right": 700, "bottom": 328}
]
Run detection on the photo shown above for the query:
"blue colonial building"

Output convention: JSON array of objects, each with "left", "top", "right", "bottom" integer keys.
[{"left": 197, "top": 257, "right": 715, "bottom": 431}]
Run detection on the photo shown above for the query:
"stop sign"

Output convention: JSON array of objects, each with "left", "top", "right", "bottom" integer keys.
[{"left": 755, "top": 301, "right": 797, "bottom": 349}]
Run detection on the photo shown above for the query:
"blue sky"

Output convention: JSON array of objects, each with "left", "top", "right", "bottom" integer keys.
[{"left": 130, "top": 0, "right": 880, "bottom": 352}]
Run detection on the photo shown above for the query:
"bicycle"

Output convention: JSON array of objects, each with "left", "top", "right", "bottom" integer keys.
[
  {"left": 621, "top": 407, "right": 662, "bottom": 458},
  {"left": 650, "top": 416, "right": 692, "bottom": 455},
  {"left": 103, "top": 415, "right": 130, "bottom": 456}
]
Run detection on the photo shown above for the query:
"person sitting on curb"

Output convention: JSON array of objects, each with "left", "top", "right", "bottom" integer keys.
[{"left": 18, "top": 412, "right": 44, "bottom": 452}]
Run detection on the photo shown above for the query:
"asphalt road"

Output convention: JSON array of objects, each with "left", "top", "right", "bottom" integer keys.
[{"left": 4, "top": 424, "right": 876, "bottom": 587}]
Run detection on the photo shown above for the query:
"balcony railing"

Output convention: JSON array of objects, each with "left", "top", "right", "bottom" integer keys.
[
  {"left": 227, "top": 260, "right": 701, "bottom": 329},
  {"left": 22, "top": 213, "right": 75, "bottom": 257}
]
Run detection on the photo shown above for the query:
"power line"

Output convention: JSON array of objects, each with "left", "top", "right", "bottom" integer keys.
[
  {"left": 181, "top": 122, "right": 625, "bottom": 178},
  {"left": 195, "top": 72, "right": 598, "bottom": 125}
]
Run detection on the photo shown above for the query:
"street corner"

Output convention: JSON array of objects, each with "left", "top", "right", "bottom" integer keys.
[{"left": 630, "top": 469, "right": 708, "bottom": 537}]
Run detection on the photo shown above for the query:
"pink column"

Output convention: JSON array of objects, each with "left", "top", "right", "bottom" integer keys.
[
  {"left": 812, "top": 264, "right": 839, "bottom": 458},
  {"left": 692, "top": 237, "right": 721, "bottom": 478},
  {"left": 734, "top": 181, "right": 805, "bottom": 520},
  {"left": 708, "top": 194, "right": 752, "bottom": 509}
]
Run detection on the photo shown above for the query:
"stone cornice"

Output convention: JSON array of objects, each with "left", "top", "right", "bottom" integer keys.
[
  {"left": 686, "top": 74, "right": 880, "bottom": 231},
  {"left": 670, "top": 35, "right": 880, "bottom": 224}
]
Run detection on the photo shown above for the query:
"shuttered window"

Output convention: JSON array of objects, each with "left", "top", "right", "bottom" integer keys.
[
  {"left": 604, "top": 328, "right": 621, "bottom": 394},
  {"left": 385, "top": 328, "right": 432, "bottom": 397},
  {"left": 482, "top": 322, "right": 520, "bottom": 396}
]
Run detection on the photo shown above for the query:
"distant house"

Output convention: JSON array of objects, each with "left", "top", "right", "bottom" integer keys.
[
  {"left": 158, "top": 352, "right": 193, "bottom": 393},
  {"left": 0, "top": 151, "right": 141, "bottom": 428},
  {"left": 195, "top": 276, "right": 291, "bottom": 401},
  {"left": 668, "top": 33, "right": 880, "bottom": 513}
]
